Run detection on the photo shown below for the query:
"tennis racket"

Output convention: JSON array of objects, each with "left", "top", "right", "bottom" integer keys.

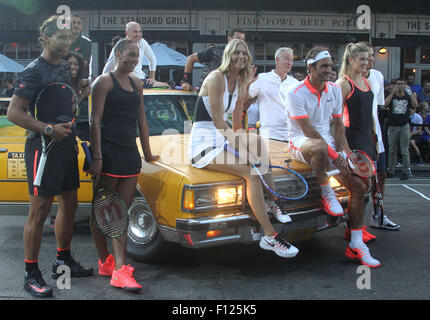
[
  {"left": 225, "top": 144, "right": 309, "bottom": 201},
  {"left": 372, "top": 172, "right": 384, "bottom": 226},
  {"left": 81, "top": 142, "right": 129, "bottom": 238},
  {"left": 33, "top": 82, "right": 79, "bottom": 187},
  {"left": 324, "top": 149, "right": 376, "bottom": 178}
]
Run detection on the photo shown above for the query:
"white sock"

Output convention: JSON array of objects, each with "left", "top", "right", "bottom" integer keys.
[
  {"left": 320, "top": 183, "right": 333, "bottom": 195},
  {"left": 350, "top": 229, "right": 364, "bottom": 248}
]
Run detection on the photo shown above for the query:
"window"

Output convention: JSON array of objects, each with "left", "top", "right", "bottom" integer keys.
[
  {"left": 420, "top": 47, "right": 430, "bottom": 64},
  {"left": 144, "top": 94, "right": 197, "bottom": 136},
  {"left": 254, "top": 42, "right": 264, "bottom": 60},
  {"left": 405, "top": 47, "right": 416, "bottom": 64}
]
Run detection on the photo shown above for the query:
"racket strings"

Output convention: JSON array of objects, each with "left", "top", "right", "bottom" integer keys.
[
  {"left": 257, "top": 166, "right": 308, "bottom": 200},
  {"left": 93, "top": 191, "right": 128, "bottom": 237}
]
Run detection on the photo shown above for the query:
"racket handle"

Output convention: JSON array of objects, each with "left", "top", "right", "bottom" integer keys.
[
  {"left": 81, "top": 142, "right": 93, "bottom": 165},
  {"left": 324, "top": 169, "right": 340, "bottom": 177},
  {"left": 33, "top": 154, "right": 47, "bottom": 187}
]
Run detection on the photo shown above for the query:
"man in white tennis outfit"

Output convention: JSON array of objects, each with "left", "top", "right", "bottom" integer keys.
[
  {"left": 246, "top": 47, "right": 299, "bottom": 224},
  {"left": 285, "top": 46, "right": 381, "bottom": 268}
]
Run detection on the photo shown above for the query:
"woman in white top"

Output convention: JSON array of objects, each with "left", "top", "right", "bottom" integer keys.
[{"left": 189, "top": 39, "right": 298, "bottom": 258}]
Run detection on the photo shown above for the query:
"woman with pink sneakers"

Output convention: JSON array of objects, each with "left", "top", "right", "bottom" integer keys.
[{"left": 88, "top": 38, "right": 158, "bottom": 291}]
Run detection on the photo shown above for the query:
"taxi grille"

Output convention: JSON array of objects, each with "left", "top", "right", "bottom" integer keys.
[{"left": 273, "top": 173, "right": 325, "bottom": 212}]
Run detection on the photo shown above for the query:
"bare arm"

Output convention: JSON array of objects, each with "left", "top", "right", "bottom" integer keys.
[
  {"left": 7, "top": 95, "right": 71, "bottom": 141},
  {"left": 132, "top": 76, "right": 158, "bottom": 162},
  {"left": 181, "top": 53, "right": 200, "bottom": 91},
  {"left": 89, "top": 75, "right": 111, "bottom": 176}
]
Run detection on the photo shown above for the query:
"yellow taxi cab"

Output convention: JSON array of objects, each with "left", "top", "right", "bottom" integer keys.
[{"left": 0, "top": 90, "right": 349, "bottom": 263}]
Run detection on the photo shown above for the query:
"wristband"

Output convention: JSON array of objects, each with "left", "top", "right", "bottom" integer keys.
[
  {"left": 182, "top": 72, "right": 192, "bottom": 84},
  {"left": 327, "top": 145, "right": 339, "bottom": 160}
]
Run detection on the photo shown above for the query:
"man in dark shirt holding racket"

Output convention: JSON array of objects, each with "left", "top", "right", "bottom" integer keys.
[{"left": 7, "top": 15, "right": 93, "bottom": 298}]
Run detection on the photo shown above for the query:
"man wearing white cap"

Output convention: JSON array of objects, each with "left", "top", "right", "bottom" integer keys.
[{"left": 285, "top": 46, "right": 381, "bottom": 268}]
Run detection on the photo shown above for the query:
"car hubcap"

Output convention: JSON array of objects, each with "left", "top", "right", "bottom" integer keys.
[{"left": 128, "top": 198, "right": 158, "bottom": 245}]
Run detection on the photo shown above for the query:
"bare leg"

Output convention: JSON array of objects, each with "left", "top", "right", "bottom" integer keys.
[
  {"left": 55, "top": 189, "right": 78, "bottom": 250},
  {"left": 207, "top": 152, "right": 276, "bottom": 237},
  {"left": 24, "top": 195, "right": 54, "bottom": 261}
]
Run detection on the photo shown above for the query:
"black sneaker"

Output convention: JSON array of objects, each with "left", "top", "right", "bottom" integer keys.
[
  {"left": 52, "top": 256, "right": 93, "bottom": 279},
  {"left": 24, "top": 269, "right": 53, "bottom": 298}
]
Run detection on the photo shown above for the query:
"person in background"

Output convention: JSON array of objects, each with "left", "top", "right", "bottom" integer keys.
[
  {"left": 407, "top": 74, "right": 422, "bottom": 96},
  {"left": 409, "top": 107, "right": 424, "bottom": 167},
  {"left": 1, "top": 73, "right": 16, "bottom": 97},
  {"left": 181, "top": 28, "right": 245, "bottom": 91},
  {"left": 69, "top": 14, "right": 93, "bottom": 78},
  {"left": 385, "top": 77, "right": 419, "bottom": 180},
  {"left": 103, "top": 22, "right": 157, "bottom": 88},
  {"left": 418, "top": 80, "right": 430, "bottom": 105}
]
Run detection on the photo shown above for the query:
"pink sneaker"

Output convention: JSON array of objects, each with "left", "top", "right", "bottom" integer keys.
[
  {"left": 98, "top": 254, "right": 115, "bottom": 276},
  {"left": 110, "top": 265, "right": 142, "bottom": 292}
]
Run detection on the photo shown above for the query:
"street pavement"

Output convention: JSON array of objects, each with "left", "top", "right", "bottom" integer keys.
[{"left": 0, "top": 175, "right": 429, "bottom": 303}]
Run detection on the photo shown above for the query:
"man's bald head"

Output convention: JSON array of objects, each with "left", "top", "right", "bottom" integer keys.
[{"left": 125, "top": 22, "right": 142, "bottom": 43}]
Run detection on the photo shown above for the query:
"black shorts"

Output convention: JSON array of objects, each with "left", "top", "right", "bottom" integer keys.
[
  {"left": 101, "top": 139, "right": 141, "bottom": 177},
  {"left": 25, "top": 136, "right": 80, "bottom": 197}
]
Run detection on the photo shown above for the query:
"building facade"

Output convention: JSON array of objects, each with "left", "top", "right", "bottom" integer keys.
[{"left": 1, "top": 4, "right": 430, "bottom": 86}]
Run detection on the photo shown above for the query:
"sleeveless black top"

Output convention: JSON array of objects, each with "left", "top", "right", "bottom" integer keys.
[
  {"left": 343, "top": 77, "right": 377, "bottom": 161},
  {"left": 101, "top": 73, "right": 140, "bottom": 149}
]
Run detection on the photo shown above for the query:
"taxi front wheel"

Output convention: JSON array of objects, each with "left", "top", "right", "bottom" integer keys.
[{"left": 127, "top": 196, "right": 172, "bottom": 263}]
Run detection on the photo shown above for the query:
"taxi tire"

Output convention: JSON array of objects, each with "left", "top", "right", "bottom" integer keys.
[{"left": 126, "top": 196, "right": 172, "bottom": 263}]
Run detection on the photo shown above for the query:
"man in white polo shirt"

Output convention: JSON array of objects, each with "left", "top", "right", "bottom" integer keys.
[
  {"left": 103, "top": 21, "right": 157, "bottom": 87},
  {"left": 285, "top": 46, "right": 381, "bottom": 268},
  {"left": 247, "top": 47, "right": 299, "bottom": 142},
  {"left": 245, "top": 47, "right": 298, "bottom": 223}
]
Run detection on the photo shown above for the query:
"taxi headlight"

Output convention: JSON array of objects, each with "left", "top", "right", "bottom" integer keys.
[{"left": 182, "top": 183, "right": 243, "bottom": 212}]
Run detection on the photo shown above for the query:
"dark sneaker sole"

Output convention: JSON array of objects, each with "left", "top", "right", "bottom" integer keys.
[{"left": 24, "top": 283, "right": 53, "bottom": 298}]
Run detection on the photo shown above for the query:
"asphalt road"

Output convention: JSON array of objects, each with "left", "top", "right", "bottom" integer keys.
[{"left": 1, "top": 177, "right": 429, "bottom": 304}]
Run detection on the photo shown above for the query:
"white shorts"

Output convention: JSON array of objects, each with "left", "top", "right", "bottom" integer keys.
[{"left": 288, "top": 135, "right": 336, "bottom": 169}]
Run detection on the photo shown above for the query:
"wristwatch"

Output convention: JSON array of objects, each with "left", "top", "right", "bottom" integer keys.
[{"left": 44, "top": 124, "right": 53, "bottom": 135}]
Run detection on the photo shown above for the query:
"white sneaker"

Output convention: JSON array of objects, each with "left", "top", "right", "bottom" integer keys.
[
  {"left": 370, "top": 214, "right": 400, "bottom": 230},
  {"left": 265, "top": 199, "right": 292, "bottom": 223},
  {"left": 259, "top": 233, "right": 299, "bottom": 258},
  {"left": 321, "top": 192, "right": 344, "bottom": 216},
  {"left": 345, "top": 243, "right": 381, "bottom": 268}
]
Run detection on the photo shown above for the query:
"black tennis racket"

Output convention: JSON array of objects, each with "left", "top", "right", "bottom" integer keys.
[
  {"left": 33, "top": 82, "right": 79, "bottom": 187},
  {"left": 225, "top": 144, "right": 308, "bottom": 201},
  {"left": 81, "top": 142, "right": 129, "bottom": 238}
]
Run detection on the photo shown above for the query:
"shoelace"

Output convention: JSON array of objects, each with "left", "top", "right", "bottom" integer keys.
[
  {"left": 269, "top": 200, "right": 287, "bottom": 216},
  {"left": 274, "top": 235, "right": 291, "bottom": 251}
]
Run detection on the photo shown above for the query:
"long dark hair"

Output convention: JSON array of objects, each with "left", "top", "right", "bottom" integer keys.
[{"left": 65, "top": 51, "right": 85, "bottom": 89}]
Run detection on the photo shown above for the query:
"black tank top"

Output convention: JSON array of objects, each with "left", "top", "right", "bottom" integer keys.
[
  {"left": 101, "top": 73, "right": 140, "bottom": 149},
  {"left": 343, "top": 77, "right": 377, "bottom": 160}
]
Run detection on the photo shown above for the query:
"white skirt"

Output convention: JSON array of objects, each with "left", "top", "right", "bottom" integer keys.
[{"left": 188, "top": 121, "right": 228, "bottom": 168}]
